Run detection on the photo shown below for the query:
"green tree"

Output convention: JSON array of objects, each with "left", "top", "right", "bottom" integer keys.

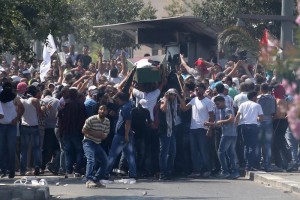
[
  {"left": 190, "top": 0, "right": 283, "bottom": 39},
  {"left": 140, "top": 1, "right": 157, "bottom": 20},
  {"left": 0, "top": 0, "right": 74, "bottom": 61},
  {"left": 72, "top": 0, "right": 144, "bottom": 54},
  {"left": 164, "top": 0, "right": 187, "bottom": 17}
]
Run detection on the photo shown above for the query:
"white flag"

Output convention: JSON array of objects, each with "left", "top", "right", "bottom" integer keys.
[{"left": 40, "top": 34, "right": 57, "bottom": 82}]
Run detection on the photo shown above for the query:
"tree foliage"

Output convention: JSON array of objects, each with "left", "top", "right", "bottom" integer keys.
[
  {"left": 190, "top": 0, "right": 283, "bottom": 39},
  {"left": 164, "top": 0, "right": 187, "bottom": 17},
  {"left": 72, "top": 0, "right": 144, "bottom": 54},
  {"left": 140, "top": 1, "right": 158, "bottom": 20},
  {"left": 0, "top": 0, "right": 74, "bottom": 61}
]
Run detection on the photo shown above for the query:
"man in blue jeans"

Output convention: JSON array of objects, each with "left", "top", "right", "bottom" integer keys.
[
  {"left": 205, "top": 96, "right": 239, "bottom": 179},
  {"left": 182, "top": 82, "right": 214, "bottom": 178},
  {"left": 158, "top": 88, "right": 185, "bottom": 180},
  {"left": 257, "top": 83, "right": 276, "bottom": 171},
  {"left": 235, "top": 91, "right": 263, "bottom": 172},
  {"left": 101, "top": 92, "right": 137, "bottom": 184},
  {"left": 82, "top": 105, "right": 110, "bottom": 188}
]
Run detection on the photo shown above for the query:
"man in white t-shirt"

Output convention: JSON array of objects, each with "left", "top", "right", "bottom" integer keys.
[
  {"left": 183, "top": 82, "right": 214, "bottom": 177},
  {"left": 235, "top": 91, "right": 263, "bottom": 171}
]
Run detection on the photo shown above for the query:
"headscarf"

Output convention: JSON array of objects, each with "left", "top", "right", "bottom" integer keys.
[
  {"left": 165, "top": 88, "right": 178, "bottom": 137},
  {"left": 0, "top": 82, "right": 17, "bottom": 103}
]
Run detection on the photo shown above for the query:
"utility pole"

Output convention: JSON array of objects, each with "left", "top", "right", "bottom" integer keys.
[{"left": 280, "top": 0, "right": 294, "bottom": 50}]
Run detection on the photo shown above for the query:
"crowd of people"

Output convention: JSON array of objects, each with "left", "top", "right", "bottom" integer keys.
[{"left": 0, "top": 44, "right": 298, "bottom": 189}]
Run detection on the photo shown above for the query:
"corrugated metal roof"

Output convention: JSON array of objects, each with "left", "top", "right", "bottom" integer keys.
[{"left": 93, "top": 16, "right": 221, "bottom": 40}]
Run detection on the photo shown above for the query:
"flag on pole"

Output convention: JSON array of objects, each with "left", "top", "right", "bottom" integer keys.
[
  {"left": 40, "top": 34, "right": 57, "bottom": 82},
  {"left": 260, "top": 29, "right": 282, "bottom": 64},
  {"left": 260, "top": 29, "right": 283, "bottom": 54}
]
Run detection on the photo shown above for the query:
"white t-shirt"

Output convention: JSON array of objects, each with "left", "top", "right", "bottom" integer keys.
[
  {"left": 133, "top": 88, "right": 161, "bottom": 120},
  {"left": 233, "top": 92, "right": 248, "bottom": 108},
  {"left": 188, "top": 97, "right": 214, "bottom": 129},
  {"left": 238, "top": 100, "right": 263, "bottom": 125}
]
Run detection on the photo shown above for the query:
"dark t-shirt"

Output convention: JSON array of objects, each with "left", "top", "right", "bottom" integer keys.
[
  {"left": 132, "top": 106, "right": 151, "bottom": 139},
  {"left": 115, "top": 101, "right": 132, "bottom": 136},
  {"left": 76, "top": 54, "right": 92, "bottom": 69}
]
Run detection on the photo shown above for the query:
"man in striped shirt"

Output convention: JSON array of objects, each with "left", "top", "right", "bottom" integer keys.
[{"left": 82, "top": 105, "right": 110, "bottom": 188}]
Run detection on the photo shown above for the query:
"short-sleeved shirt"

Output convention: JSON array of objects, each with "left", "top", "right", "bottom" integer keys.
[
  {"left": 188, "top": 97, "right": 214, "bottom": 129},
  {"left": 115, "top": 101, "right": 132, "bottom": 136},
  {"left": 132, "top": 88, "right": 160, "bottom": 120},
  {"left": 83, "top": 115, "right": 110, "bottom": 144},
  {"left": 212, "top": 94, "right": 233, "bottom": 121},
  {"left": 238, "top": 101, "right": 263, "bottom": 125},
  {"left": 233, "top": 92, "right": 248, "bottom": 108},
  {"left": 220, "top": 108, "right": 237, "bottom": 136}
]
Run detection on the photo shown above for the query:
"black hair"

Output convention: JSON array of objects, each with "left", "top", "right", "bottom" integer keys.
[
  {"left": 69, "top": 88, "right": 78, "bottom": 100},
  {"left": 110, "top": 68, "right": 118, "bottom": 78},
  {"left": 43, "top": 89, "right": 52, "bottom": 97},
  {"left": 114, "top": 92, "right": 129, "bottom": 102},
  {"left": 25, "top": 85, "right": 40, "bottom": 98},
  {"left": 215, "top": 83, "right": 225, "bottom": 94},
  {"left": 260, "top": 83, "right": 269, "bottom": 93},
  {"left": 195, "top": 82, "right": 206, "bottom": 90},
  {"left": 239, "top": 82, "right": 249, "bottom": 92},
  {"left": 247, "top": 91, "right": 257, "bottom": 100},
  {"left": 213, "top": 95, "right": 225, "bottom": 103}
]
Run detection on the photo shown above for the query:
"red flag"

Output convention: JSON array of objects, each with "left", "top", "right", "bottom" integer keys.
[{"left": 260, "top": 29, "right": 268, "bottom": 46}]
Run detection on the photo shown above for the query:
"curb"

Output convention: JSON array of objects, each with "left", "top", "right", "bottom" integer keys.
[{"left": 246, "top": 171, "right": 300, "bottom": 195}]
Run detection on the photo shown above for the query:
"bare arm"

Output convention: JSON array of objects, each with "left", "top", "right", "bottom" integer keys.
[
  {"left": 227, "top": 60, "right": 243, "bottom": 77},
  {"left": 180, "top": 54, "right": 193, "bottom": 72},
  {"left": 125, "top": 120, "right": 131, "bottom": 143},
  {"left": 32, "top": 98, "right": 44, "bottom": 118},
  {"left": 57, "top": 64, "right": 63, "bottom": 85},
  {"left": 235, "top": 112, "right": 241, "bottom": 126},
  {"left": 120, "top": 51, "right": 128, "bottom": 77}
]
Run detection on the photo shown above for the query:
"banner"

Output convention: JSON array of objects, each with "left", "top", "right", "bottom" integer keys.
[{"left": 40, "top": 34, "right": 57, "bottom": 82}]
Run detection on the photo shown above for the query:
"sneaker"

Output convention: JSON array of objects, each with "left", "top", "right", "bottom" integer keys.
[
  {"left": 47, "top": 163, "right": 58, "bottom": 175},
  {"left": 187, "top": 172, "right": 201, "bottom": 178},
  {"left": 228, "top": 172, "right": 240, "bottom": 180},
  {"left": 267, "top": 165, "right": 283, "bottom": 172},
  {"left": 8, "top": 171, "right": 15, "bottom": 179},
  {"left": 100, "top": 179, "right": 113, "bottom": 185},
  {"left": 216, "top": 172, "right": 230, "bottom": 179},
  {"left": 123, "top": 178, "right": 136, "bottom": 184},
  {"left": 86, "top": 180, "right": 103, "bottom": 188},
  {"left": 74, "top": 173, "right": 81, "bottom": 178},
  {"left": 34, "top": 168, "right": 40, "bottom": 176},
  {"left": 202, "top": 171, "right": 211, "bottom": 178},
  {"left": 287, "top": 161, "right": 298, "bottom": 172}
]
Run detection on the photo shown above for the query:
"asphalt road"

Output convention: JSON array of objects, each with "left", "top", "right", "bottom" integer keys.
[{"left": 49, "top": 177, "right": 300, "bottom": 200}]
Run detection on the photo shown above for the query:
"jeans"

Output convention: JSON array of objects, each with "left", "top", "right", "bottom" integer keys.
[
  {"left": 0, "top": 124, "right": 17, "bottom": 173},
  {"left": 159, "top": 127, "right": 177, "bottom": 177},
  {"left": 189, "top": 128, "right": 211, "bottom": 173},
  {"left": 241, "top": 124, "right": 259, "bottom": 170},
  {"left": 135, "top": 137, "right": 146, "bottom": 175},
  {"left": 257, "top": 120, "right": 273, "bottom": 169},
  {"left": 20, "top": 126, "right": 41, "bottom": 173},
  {"left": 62, "top": 133, "right": 83, "bottom": 174},
  {"left": 105, "top": 133, "right": 137, "bottom": 178},
  {"left": 42, "top": 128, "right": 60, "bottom": 170},
  {"left": 83, "top": 140, "right": 108, "bottom": 181},
  {"left": 218, "top": 136, "right": 238, "bottom": 174},
  {"left": 144, "top": 129, "right": 159, "bottom": 175},
  {"left": 174, "top": 123, "right": 191, "bottom": 174},
  {"left": 236, "top": 125, "right": 245, "bottom": 167},
  {"left": 285, "top": 127, "right": 299, "bottom": 163},
  {"left": 212, "top": 127, "right": 222, "bottom": 172},
  {"left": 55, "top": 128, "right": 65, "bottom": 172},
  {"left": 272, "top": 119, "right": 290, "bottom": 169}
]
